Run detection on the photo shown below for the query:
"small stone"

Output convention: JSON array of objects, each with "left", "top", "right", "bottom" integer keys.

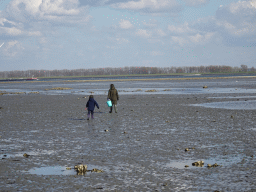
[
  {"left": 66, "top": 167, "right": 72, "bottom": 170},
  {"left": 105, "top": 129, "right": 109, "bottom": 132},
  {"left": 185, "top": 165, "right": 189, "bottom": 168},
  {"left": 185, "top": 148, "right": 189, "bottom": 152},
  {"left": 207, "top": 164, "right": 212, "bottom": 167},
  {"left": 203, "top": 86, "right": 208, "bottom": 88},
  {"left": 231, "top": 115, "right": 234, "bottom": 118},
  {"left": 23, "top": 153, "right": 30, "bottom": 158}
]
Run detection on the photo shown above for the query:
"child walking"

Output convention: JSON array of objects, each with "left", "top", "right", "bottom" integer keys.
[{"left": 86, "top": 95, "right": 99, "bottom": 120}]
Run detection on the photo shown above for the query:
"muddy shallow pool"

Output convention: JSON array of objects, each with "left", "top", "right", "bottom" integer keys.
[{"left": 0, "top": 78, "right": 256, "bottom": 191}]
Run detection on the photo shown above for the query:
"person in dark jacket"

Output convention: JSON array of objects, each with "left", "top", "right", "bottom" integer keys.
[
  {"left": 107, "top": 84, "right": 119, "bottom": 113},
  {"left": 86, "top": 95, "right": 99, "bottom": 120}
]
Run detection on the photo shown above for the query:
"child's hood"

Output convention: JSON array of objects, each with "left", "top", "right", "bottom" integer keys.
[{"left": 89, "top": 97, "right": 95, "bottom": 102}]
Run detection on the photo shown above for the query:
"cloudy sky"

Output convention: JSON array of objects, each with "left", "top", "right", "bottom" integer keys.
[{"left": 0, "top": 0, "right": 255, "bottom": 71}]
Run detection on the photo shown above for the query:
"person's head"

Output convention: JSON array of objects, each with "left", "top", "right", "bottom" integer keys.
[
  {"left": 89, "top": 95, "right": 94, "bottom": 99},
  {"left": 110, "top": 84, "right": 115, "bottom": 89}
]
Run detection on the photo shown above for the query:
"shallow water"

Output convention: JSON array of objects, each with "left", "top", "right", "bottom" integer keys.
[{"left": 191, "top": 100, "right": 256, "bottom": 110}]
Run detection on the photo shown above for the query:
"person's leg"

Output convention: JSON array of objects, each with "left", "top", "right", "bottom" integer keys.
[
  {"left": 91, "top": 111, "right": 94, "bottom": 119},
  {"left": 109, "top": 106, "right": 112, "bottom": 113},
  {"left": 114, "top": 104, "right": 117, "bottom": 113},
  {"left": 87, "top": 110, "right": 91, "bottom": 120}
]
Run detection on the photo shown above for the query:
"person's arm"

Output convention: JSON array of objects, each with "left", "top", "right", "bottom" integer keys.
[
  {"left": 107, "top": 90, "right": 111, "bottom": 99},
  {"left": 95, "top": 101, "right": 99, "bottom": 109},
  {"left": 116, "top": 90, "right": 119, "bottom": 100}
]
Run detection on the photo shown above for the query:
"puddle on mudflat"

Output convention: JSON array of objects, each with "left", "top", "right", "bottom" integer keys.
[
  {"left": 1, "top": 150, "right": 56, "bottom": 159},
  {"left": 190, "top": 100, "right": 256, "bottom": 110},
  {"left": 28, "top": 166, "right": 75, "bottom": 175},
  {"left": 209, "top": 96, "right": 256, "bottom": 99},
  {"left": 27, "top": 165, "right": 108, "bottom": 175},
  {"left": 164, "top": 155, "right": 244, "bottom": 169}
]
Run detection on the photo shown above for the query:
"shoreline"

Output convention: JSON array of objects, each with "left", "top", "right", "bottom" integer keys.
[{"left": 0, "top": 75, "right": 256, "bottom": 84}]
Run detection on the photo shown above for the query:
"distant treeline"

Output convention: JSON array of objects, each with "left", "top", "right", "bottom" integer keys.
[{"left": 0, "top": 65, "right": 255, "bottom": 78}]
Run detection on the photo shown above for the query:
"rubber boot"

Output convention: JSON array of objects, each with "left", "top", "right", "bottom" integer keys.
[
  {"left": 91, "top": 114, "right": 94, "bottom": 119},
  {"left": 109, "top": 106, "right": 112, "bottom": 113},
  {"left": 87, "top": 114, "right": 90, "bottom": 120},
  {"left": 114, "top": 105, "right": 117, "bottom": 113}
]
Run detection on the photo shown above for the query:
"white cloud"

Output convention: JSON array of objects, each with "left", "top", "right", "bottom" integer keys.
[
  {"left": 2, "top": 40, "right": 24, "bottom": 57},
  {"left": 168, "top": 22, "right": 195, "bottom": 34},
  {"left": 189, "top": 32, "right": 214, "bottom": 44},
  {"left": 111, "top": 0, "right": 182, "bottom": 14},
  {"left": 135, "top": 29, "right": 152, "bottom": 38},
  {"left": 151, "top": 51, "right": 164, "bottom": 56},
  {"left": 5, "top": 0, "right": 89, "bottom": 23},
  {"left": 119, "top": 19, "right": 133, "bottom": 29},
  {"left": 215, "top": 0, "right": 256, "bottom": 38},
  {"left": 142, "top": 19, "right": 159, "bottom": 28},
  {"left": 251, "top": 0, "right": 256, "bottom": 8},
  {"left": 182, "top": 0, "right": 210, "bottom": 7},
  {"left": 116, "top": 37, "right": 129, "bottom": 44},
  {"left": 156, "top": 29, "right": 166, "bottom": 37}
]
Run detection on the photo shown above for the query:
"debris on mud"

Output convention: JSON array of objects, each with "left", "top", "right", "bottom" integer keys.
[
  {"left": 45, "top": 87, "right": 72, "bottom": 91},
  {"left": 74, "top": 164, "right": 103, "bottom": 175},
  {"left": 163, "top": 89, "right": 172, "bottom": 91},
  {"left": 133, "top": 89, "right": 142, "bottom": 92},
  {"left": 1, "top": 92, "right": 26, "bottom": 95},
  {"left": 145, "top": 89, "right": 157, "bottom": 92},
  {"left": 207, "top": 163, "right": 219, "bottom": 168},
  {"left": 66, "top": 167, "right": 72, "bottom": 170},
  {"left": 184, "top": 147, "right": 194, "bottom": 152},
  {"left": 28, "top": 92, "right": 39, "bottom": 94},
  {"left": 192, "top": 161, "right": 204, "bottom": 167},
  {"left": 203, "top": 86, "right": 208, "bottom": 88},
  {"left": 185, "top": 165, "right": 189, "bottom": 168},
  {"left": 91, "top": 168, "right": 103, "bottom": 173},
  {"left": 23, "top": 153, "right": 30, "bottom": 158},
  {"left": 105, "top": 129, "right": 109, "bottom": 132},
  {"left": 231, "top": 115, "right": 234, "bottom": 118},
  {"left": 74, "top": 164, "right": 87, "bottom": 173}
]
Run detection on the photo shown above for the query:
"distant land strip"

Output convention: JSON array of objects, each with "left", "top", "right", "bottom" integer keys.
[{"left": 1, "top": 75, "right": 256, "bottom": 84}]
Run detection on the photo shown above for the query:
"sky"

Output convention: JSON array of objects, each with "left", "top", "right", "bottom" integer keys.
[{"left": 0, "top": 0, "right": 255, "bottom": 71}]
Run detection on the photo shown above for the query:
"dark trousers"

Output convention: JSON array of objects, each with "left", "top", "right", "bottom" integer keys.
[{"left": 87, "top": 110, "right": 94, "bottom": 119}]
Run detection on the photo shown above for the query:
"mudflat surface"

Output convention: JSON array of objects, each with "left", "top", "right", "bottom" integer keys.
[{"left": 0, "top": 78, "right": 256, "bottom": 191}]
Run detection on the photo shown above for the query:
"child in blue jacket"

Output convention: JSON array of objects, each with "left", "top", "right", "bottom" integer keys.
[{"left": 86, "top": 95, "right": 99, "bottom": 120}]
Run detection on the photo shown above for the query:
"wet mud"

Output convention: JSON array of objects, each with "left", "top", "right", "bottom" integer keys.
[{"left": 0, "top": 78, "right": 256, "bottom": 191}]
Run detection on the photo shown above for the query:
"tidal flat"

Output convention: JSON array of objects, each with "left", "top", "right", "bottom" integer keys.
[{"left": 0, "top": 77, "right": 256, "bottom": 191}]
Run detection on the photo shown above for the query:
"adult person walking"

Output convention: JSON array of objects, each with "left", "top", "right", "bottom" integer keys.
[{"left": 108, "top": 84, "right": 119, "bottom": 113}]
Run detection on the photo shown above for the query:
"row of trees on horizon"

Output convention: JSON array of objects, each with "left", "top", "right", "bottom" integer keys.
[{"left": 0, "top": 65, "right": 254, "bottom": 78}]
